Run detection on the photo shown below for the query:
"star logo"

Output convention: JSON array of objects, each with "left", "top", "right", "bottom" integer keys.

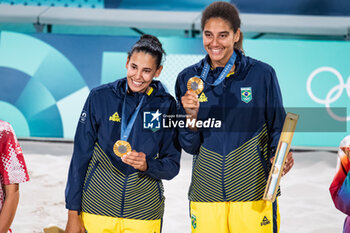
[
  {"left": 143, "top": 110, "right": 162, "bottom": 132},
  {"left": 151, "top": 109, "right": 162, "bottom": 122}
]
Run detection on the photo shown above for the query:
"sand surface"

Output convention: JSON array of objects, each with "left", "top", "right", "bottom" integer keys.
[{"left": 10, "top": 141, "right": 346, "bottom": 232}]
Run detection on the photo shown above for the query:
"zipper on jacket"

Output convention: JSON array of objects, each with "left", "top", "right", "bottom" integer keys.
[
  {"left": 222, "top": 80, "right": 227, "bottom": 201},
  {"left": 156, "top": 180, "right": 163, "bottom": 201},
  {"left": 120, "top": 175, "right": 129, "bottom": 217}
]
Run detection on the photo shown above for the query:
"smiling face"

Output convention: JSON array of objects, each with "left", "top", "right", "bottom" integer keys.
[
  {"left": 125, "top": 51, "right": 163, "bottom": 93},
  {"left": 203, "top": 17, "right": 240, "bottom": 68}
]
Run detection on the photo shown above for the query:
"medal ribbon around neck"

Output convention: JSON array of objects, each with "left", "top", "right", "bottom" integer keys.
[
  {"left": 121, "top": 82, "right": 146, "bottom": 141},
  {"left": 200, "top": 51, "right": 237, "bottom": 86}
]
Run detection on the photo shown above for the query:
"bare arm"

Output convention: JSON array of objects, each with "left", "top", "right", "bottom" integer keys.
[
  {"left": 0, "top": 184, "right": 19, "bottom": 233},
  {"left": 65, "top": 210, "right": 85, "bottom": 233}
]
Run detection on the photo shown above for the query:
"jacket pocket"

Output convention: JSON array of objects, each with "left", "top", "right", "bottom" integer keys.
[{"left": 83, "top": 160, "right": 99, "bottom": 192}]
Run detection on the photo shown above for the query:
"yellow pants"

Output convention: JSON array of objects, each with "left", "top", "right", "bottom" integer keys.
[
  {"left": 190, "top": 200, "right": 280, "bottom": 233},
  {"left": 81, "top": 212, "right": 162, "bottom": 233}
]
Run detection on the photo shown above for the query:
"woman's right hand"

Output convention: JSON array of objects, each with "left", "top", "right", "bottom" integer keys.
[
  {"left": 181, "top": 90, "right": 200, "bottom": 120},
  {"left": 65, "top": 210, "right": 85, "bottom": 233}
]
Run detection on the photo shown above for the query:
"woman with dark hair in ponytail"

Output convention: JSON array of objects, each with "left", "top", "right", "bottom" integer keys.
[
  {"left": 65, "top": 34, "right": 180, "bottom": 233},
  {"left": 175, "top": 2, "right": 293, "bottom": 233}
]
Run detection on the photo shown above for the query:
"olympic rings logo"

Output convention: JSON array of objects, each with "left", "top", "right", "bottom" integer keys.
[{"left": 307, "top": 66, "right": 350, "bottom": 122}]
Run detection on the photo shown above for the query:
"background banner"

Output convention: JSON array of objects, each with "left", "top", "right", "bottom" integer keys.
[{"left": 0, "top": 31, "right": 349, "bottom": 147}]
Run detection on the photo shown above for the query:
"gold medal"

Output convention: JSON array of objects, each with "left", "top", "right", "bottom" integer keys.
[
  {"left": 113, "top": 140, "right": 132, "bottom": 157},
  {"left": 273, "top": 166, "right": 279, "bottom": 174},
  {"left": 187, "top": 77, "right": 204, "bottom": 95}
]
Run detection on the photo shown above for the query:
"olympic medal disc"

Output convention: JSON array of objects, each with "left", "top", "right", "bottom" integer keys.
[
  {"left": 113, "top": 140, "right": 132, "bottom": 157},
  {"left": 187, "top": 77, "right": 204, "bottom": 95}
]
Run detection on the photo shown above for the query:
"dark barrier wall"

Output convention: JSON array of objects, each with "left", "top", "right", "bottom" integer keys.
[
  {"left": 231, "top": 0, "right": 350, "bottom": 16},
  {"left": 104, "top": 0, "right": 350, "bottom": 16},
  {"left": 2, "top": 0, "right": 350, "bottom": 16}
]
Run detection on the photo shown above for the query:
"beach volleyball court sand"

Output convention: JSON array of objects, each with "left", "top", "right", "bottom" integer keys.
[{"left": 10, "top": 141, "right": 345, "bottom": 233}]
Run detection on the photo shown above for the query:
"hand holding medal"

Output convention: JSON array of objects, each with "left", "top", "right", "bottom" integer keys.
[
  {"left": 114, "top": 82, "right": 145, "bottom": 157},
  {"left": 121, "top": 150, "right": 148, "bottom": 172},
  {"left": 182, "top": 52, "right": 237, "bottom": 114},
  {"left": 180, "top": 77, "right": 203, "bottom": 123},
  {"left": 113, "top": 83, "right": 148, "bottom": 171},
  {"left": 113, "top": 140, "right": 132, "bottom": 157}
]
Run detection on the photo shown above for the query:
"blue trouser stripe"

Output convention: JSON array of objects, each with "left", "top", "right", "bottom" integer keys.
[
  {"left": 273, "top": 200, "right": 278, "bottom": 233},
  {"left": 160, "top": 218, "right": 163, "bottom": 233}
]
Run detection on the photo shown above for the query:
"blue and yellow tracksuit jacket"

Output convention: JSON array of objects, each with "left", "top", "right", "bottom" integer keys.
[
  {"left": 175, "top": 50, "right": 286, "bottom": 202},
  {"left": 65, "top": 78, "right": 181, "bottom": 220}
]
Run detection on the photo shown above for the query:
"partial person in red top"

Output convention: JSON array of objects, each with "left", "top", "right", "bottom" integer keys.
[
  {"left": 0, "top": 120, "right": 30, "bottom": 233},
  {"left": 330, "top": 135, "right": 350, "bottom": 233}
]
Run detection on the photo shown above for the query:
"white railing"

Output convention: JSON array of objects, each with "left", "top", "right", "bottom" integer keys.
[{"left": 1, "top": 4, "right": 350, "bottom": 39}]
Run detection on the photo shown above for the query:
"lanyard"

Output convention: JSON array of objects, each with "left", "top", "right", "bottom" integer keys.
[
  {"left": 120, "top": 83, "right": 145, "bottom": 141},
  {"left": 200, "top": 51, "right": 237, "bottom": 86}
]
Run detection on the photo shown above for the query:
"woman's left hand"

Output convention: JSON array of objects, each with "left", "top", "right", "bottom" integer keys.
[
  {"left": 121, "top": 150, "right": 148, "bottom": 172},
  {"left": 282, "top": 152, "right": 294, "bottom": 176},
  {"left": 270, "top": 151, "right": 294, "bottom": 176}
]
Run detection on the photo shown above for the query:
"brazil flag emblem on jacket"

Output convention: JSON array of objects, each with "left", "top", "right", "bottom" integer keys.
[{"left": 241, "top": 87, "right": 252, "bottom": 103}]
